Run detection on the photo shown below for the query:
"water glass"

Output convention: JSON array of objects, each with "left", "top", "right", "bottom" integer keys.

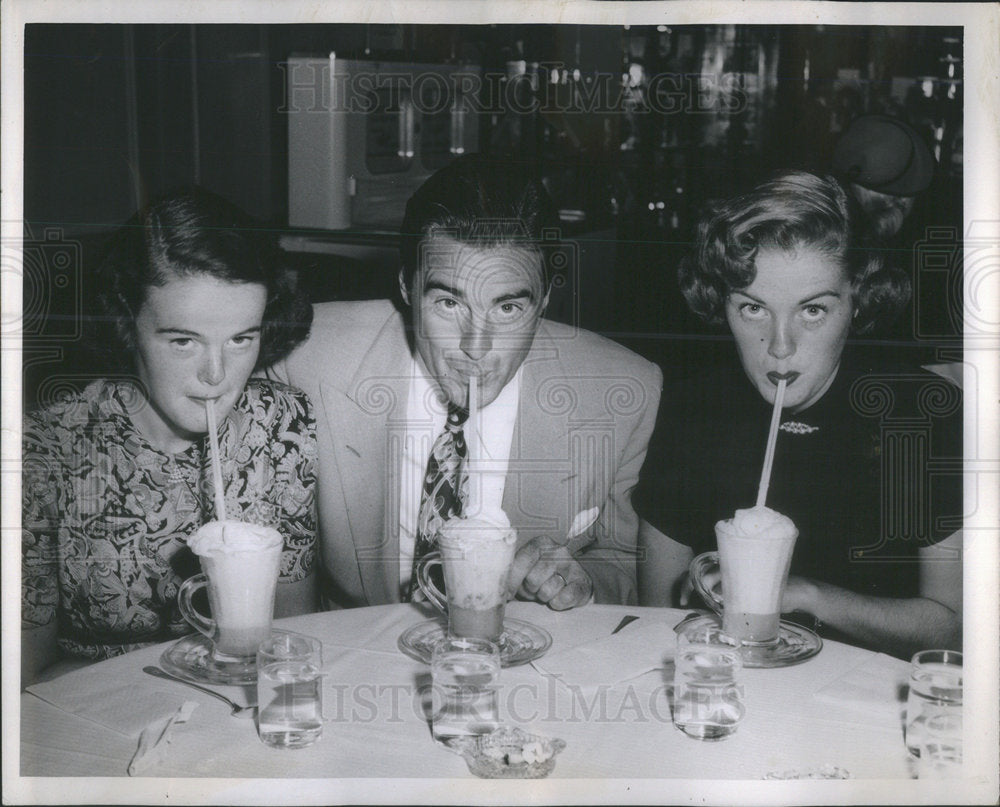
[
  {"left": 430, "top": 636, "right": 501, "bottom": 746},
  {"left": 905, "top": 649, "right": 962, "bottom": 768},
  {"left": 256, "top": 632, "right": 324, "bottom": 749},
  {"left": 673, "top": 620, "right": 745, "bottom": 741},
  {"left": 916, "top": 712, "right": 964, "bottom": 778}
]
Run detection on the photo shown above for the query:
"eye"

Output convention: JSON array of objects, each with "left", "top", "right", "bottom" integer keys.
[
  {"left": 738, "top": 302, "right": 767, "bottom": 320},
  {"left": 434, "top": 296, "right": 462, "bottom": 314},
  {"left": 230, "top": 334, "right": 258, "bottom": 347},
  {"left": 801, "top": 304, "right": 827, "bottom": 321},
  {"left": 169, "top": 338, "right": 194, "bottom": 350},
  {"left": 492, "top": 301, "right": 526, "bottom": 322}
]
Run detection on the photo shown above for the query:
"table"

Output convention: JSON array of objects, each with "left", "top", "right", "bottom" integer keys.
[{"left": 18, "top": 602, "right": 921, "bottom": 783}]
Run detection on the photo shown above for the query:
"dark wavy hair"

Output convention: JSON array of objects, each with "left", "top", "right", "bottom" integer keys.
[
  {"left": 93, "top": 187, "right": 311, "bottom": 371},
  {"left": 679, "top": 171, "right": 910, "bottom": 334},
  {"left": 399, "top": 153, "right": 559, "bottom": 293}
]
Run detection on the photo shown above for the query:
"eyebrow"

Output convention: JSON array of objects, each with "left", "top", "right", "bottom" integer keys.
[
  {"left": 731, "top": 289, "right": 843, "bottom": 306},
  {"left": 422, "top": 280, "right": 535, "bottom": 305},
  {"left": 155, "top": 326, "right": 262, "bottom": 336}
]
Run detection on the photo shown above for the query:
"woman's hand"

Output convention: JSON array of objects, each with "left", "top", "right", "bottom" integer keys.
[
  {"left": 678, "top": 568, "right": 721, "bottom": 608},
  {"left": 781, "top": 575, "right": 820, "bottom": 614}
]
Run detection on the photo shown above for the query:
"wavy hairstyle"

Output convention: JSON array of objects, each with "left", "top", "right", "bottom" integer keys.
[
  {"left": 93, "top": 187, "right": 311, "bottom": 371},
  {"left": 679, "top": 171, "right": 910, "bottom": 334},
  {"left": 399, "top": 153, "right": 559, "bottom": 294}
]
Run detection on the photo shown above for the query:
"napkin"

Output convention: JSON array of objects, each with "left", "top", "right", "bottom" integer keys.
[
  {"left": 127, "top": 701, "right": 199, "bottom": 776},
  {"left": 27, "top": 676, "right": 198, "bottom": 737},
  {"left": 813, "top": 652, "right": 910, "bottom": 725},
  {"left": 531, "top": 620, "right": 675, "bottom": 691}
]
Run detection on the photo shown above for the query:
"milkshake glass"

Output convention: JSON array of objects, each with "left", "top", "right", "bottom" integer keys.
[
  {"left": 178, "top": 519, "right": 283, "bottom": 660},
  {"left": 416, "top": 510, "right": 517, "bottom": 642},
  {"left": 690, "top": 506, "right": 798, "bottom": 645}
]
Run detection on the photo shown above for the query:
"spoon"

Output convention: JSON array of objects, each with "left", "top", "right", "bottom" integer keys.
[{"left": 143, "top": 665, "right": 257, "bottom": 719}]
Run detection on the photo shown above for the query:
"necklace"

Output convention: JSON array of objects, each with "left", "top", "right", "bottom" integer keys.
[{"left": 780, "top": 420, "right": 820, "bottom": 435}]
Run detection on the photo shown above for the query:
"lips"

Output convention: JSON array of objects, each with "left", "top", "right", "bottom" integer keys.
[
  {"left": 448, "top": 364, "right": 490, "bottom": 382},
  {"left": 189, "top": 394, "right": 227, "bottom": 413},
  {"left": 767, "top": 371, "right": 800, "bottom": 385}
]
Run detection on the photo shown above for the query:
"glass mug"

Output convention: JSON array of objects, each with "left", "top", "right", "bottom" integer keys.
[
  {"left": 415, "top": 517, "right": 517, "bottom": 643},
  {"left": 178, "top": 520, "right": 283, "bottom": 660},
  {"left": 689, "top": 513, "right": 798, "bottom": 645}
]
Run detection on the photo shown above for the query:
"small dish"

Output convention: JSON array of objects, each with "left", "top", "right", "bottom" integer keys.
[
  {"left": 398, "top": 618, "right": 552, "bottom": 667},
  {"left": 673, "top": 613, "right": 822, "bottom": 668},
  {"left": 160, "top": 632, "right": 287, "bottom": 685},
  {"left": 453, "top": 726, "right": 566, "bottom": 779}
]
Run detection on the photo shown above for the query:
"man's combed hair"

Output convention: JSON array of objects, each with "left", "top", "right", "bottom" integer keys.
[
  {"left": 399, "top": 153, "right": 559, "bottom": 292},
  {"left": 679, "top": 171, "right": 911, "bottom": 334},
  {"left": 93, "top": 187, "right": 312, "bottom": 371}
]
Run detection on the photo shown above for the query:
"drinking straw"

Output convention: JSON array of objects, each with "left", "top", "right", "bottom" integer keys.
[
  {"left": 466, "top": 375, "right": 480, "bottom": 514},
  {"left": 205, "top": 399, "right": 227, "bottom": 521},
  {"left": 755, "top": 379, "right": 786, "bottom": 508}
]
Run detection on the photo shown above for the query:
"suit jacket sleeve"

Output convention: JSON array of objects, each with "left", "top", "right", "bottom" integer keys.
[{"left": 575, "top": 360, "right": 663, "bottom": 605}]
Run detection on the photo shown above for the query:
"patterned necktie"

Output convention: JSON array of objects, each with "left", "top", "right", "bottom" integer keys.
[{"left": 408, "top": 405, "right": 469, "bottom": 600}]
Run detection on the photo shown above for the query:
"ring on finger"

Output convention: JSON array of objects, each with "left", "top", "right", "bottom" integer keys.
[{"left": 551, "top": 573, "right": 568, "bottom": 589}]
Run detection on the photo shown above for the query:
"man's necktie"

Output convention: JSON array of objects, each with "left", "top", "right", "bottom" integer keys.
[{"left": 408, "top": 405, "right": 469, "bottom": 600}]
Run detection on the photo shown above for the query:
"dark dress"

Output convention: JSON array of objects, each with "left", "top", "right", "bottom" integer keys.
[{"left": 634, "top": 352, "right": 963, "bottom": 604}]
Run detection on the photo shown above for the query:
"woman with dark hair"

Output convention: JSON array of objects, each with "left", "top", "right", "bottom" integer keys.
[
  {"left": 634, "top": 172, "right": 962, "bottom": 659},
  {"left": 22, "top": 188, "right": 318, "bottom": 684}
]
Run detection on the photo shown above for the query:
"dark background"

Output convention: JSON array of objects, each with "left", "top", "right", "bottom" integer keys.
[{"left": 22, "top": 23, "right": 965, "bottom": 411}]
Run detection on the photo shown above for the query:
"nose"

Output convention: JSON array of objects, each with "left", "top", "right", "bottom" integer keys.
[
  {"left": 460, "top": 318, "right": 493, "bottom": 361},
  {"left": 767, "top": 318, "right": 796, "bottom": 361},
  {"left": 198, "top": 348, "right": 226, "bottom": 386}
]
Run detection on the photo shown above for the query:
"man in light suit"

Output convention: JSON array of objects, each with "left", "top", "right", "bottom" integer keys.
[{"left": 269, "top": 154, "right": 662, "bottom": 609}]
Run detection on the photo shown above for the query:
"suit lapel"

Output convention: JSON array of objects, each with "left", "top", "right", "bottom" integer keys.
[
  {"left": 503, "top": 323, "right": 583, "bottom": 547},
  {"left": 318, "top": 314, "right": 412, "bottom": 604}
]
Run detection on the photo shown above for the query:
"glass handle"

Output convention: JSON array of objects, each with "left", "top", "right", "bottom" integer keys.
[
  {"left": 415, "top": 551, "right": 448, "bottom": 613},
  {"left": 689, "top": 551, "right": 724, "bottom": 614},
  {"left": 177, "top": 573, "right": 216, "bottom": 639}
]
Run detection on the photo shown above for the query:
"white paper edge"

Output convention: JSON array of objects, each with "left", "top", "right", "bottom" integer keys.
[{"left": 2, "top": 2, "right": 997, "bottom": 805}]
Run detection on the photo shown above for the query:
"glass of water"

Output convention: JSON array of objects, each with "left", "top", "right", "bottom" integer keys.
[
  {"left": 905, "top": 649, "right": 962, "bottom": 768},
  {"left": 256, "top": 632, "right": 324, "bottom": 749},
  {"left": 430, "top": 636, "right": 501, "bottom": 747},
  {"left": 673, "top": 618, "right": 745, "bottom": 741}
]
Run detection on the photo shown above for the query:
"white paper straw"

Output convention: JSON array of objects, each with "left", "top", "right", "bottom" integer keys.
[
  {"left": 205, "top": 399, "right": 227, "bottom": 521},
  {"left": 467, "top": 375, "right": 480, "bottom": 514},
  {"left": 756, "top": 379, "right": 786, "bottom": 509}
]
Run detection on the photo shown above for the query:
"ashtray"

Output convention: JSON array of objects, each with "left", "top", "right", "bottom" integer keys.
[{"left": 453, "top": 726, "right": 566, "bottom": 779}]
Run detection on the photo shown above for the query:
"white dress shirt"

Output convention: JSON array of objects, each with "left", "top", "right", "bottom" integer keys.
[{"left": 397, "top": 359, "right": 521, "bottom": 589}]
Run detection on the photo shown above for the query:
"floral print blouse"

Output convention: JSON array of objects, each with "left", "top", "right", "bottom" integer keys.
[{"left": 21, "top": 378, "right": 317, "bottom": 660}]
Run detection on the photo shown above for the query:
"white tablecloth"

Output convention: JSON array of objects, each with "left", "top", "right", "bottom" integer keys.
[{"left": 19, "top": 602, "right": 918, "bottom": 782}]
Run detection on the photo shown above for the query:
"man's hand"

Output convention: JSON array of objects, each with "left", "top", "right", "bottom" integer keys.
[{"left": 506, "top": 536, "right": 593, "bottom": 610}]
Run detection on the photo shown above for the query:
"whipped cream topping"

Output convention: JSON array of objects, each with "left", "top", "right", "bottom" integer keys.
[
  {"left": 719, "top": 506, "right": 797, "bottom": 540},
  {"left": 188, "top": 519, "right": 282, "bottom": 556},
  {"left": 440, "top": 509, "right": 516, "bottom": 545}
]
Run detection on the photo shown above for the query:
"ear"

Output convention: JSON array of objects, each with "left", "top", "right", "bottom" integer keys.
[{"left": 398, "top": 268, "right": 410, "bottom": 306}]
